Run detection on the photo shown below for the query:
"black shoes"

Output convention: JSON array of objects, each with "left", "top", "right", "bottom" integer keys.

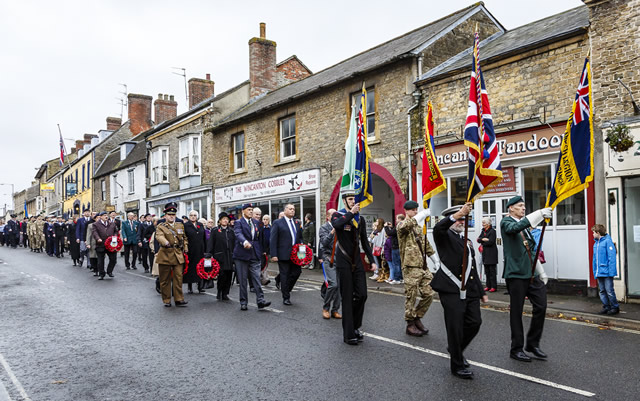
[
  {"left": 98, "top": 276, "right": 105, "bottom": 280},
  {"left": 164, "top": 303, "right": 171, "bottom": 307},
  {"left": 283, "top": 299, "right": 292, "bottom": 306},
  {"left": 198, "top": 289, "right": 206, "bottom": 294},
  {"left": 452, "top": 369, "right": 474, "bottom": 379},
  {"left": 131, "top": 266, "right": 137, "bottom": 270},
  {"left": 355, "top": 329, "right": 364, "bottom": 342},
  {"left": 258, "top": 301, "right": 271, "bottom": 309},
  {"left": 175, "top": 300, "right": 188, "bottom": 307},
  {"left": 240, "top": 304, "right": 248, "bottom": 311},
  {"left": 126, "top": 267, "right": 131, "bottom": 270},
  {"left": 107, "top": 273, "right": 114, "bottom": 278},
  {"left": 598, "top": 308, "right": 610, "bottom": 315},
  {"left": 344, "top": 338, "right": 359, "bottom": 345},
  {"left": 607, "top": 308, "right": 620, "bottom": 315},
  {"left": 510, "top": 351, "right": 532, "bottom": 362},
  {"left": 525, "top": 347, "right": 548, "bottom": 359},
  {"left": 222, "top": 295, "right": 230, "bottom": 301}
]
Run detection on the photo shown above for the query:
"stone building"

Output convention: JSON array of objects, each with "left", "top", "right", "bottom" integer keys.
[
  {"left": 206, "top": 4, "right": 502, "bottom": 240},
  {"left": 143, "top": 24, "right": 312, "bottom": 218}
]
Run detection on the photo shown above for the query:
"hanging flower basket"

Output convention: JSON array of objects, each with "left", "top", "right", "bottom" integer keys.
[
  {"left": 290, "top": 243, "right": 313, "bottom": 266},
  {"left": 605, "top": 124, "right": 634, "bottom": 153}
]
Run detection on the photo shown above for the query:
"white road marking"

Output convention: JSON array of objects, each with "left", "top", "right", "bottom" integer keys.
[
  {"left": 364, "top": 332, "right": 595, "bottom": 398},
  {"left": 0, "top": 353, "right": 31, "bottom": 401}
]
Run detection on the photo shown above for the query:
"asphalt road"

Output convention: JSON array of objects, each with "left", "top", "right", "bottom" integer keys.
[{"left": 0, "top": 246, "right": 638, "bottom": 401}]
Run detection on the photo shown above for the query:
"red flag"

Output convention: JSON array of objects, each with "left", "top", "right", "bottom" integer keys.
[{"left": 421, "top": 101, "right": 446, "bottom": 210}]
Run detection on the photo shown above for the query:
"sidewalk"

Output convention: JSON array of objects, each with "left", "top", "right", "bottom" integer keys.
[{"left": 267, "top": 263, "right": 640, "bottom": 332}]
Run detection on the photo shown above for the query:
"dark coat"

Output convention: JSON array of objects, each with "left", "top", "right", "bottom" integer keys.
[
  {"left": 431, "top": 216, "right": 485, "bottom": 298},
  {"left": 184, "top": 221, "right": 206, "bottom": 284},
  {"left": 53, "top": 222, "right": 66, "bottom": 238},
  {"left": 233, "top": 217, "right": 262, "bottom": 261},
  {"left": 384, "top": 225, "right": 399, "bottom": 249},
  {"left": 270, "top": 217, "right": 303, "bottom": 261},
  {"left": 331, "top": 211, "right": 375, "bottom": 269},
  {"left": 259, "top": 224, "right": 271, "bottom": 256},
  {"left": 137, "top": 221, "right": 155, "bottom": 249},
  {"left": 75, "top": 216, "right": 92, "bottom": 242},
  {"left": 500, "top": 216, "right": 537, "bottom": 279},
  {"left": 477, "top": 226, "right": 498, "bottom": 265},
  {"left": 207, "top": 225, "right": 236, "bottom": 271},
  {"left": 92, "top": 220, "right": 118, "bottom": 252},
  {"left": 67, "top": 221, "right": 81, "bottom": 259},
  {"left": 121, "top": 219, "right": 139, "bottom": 245}
]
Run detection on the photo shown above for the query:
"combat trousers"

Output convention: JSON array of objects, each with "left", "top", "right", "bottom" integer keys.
[
  {"left": 337, "top": 261, "right": 367, "bottom": 341},
  {"left": 278, "top": 259, "right": 301, "bottom": 301},
  {"left": 123, "top": 244, "right": 137, "bottom": 268},
  {"left": 322, "top": 263, "right": 341, "bottom": 313},
  {"left": 402, "top": 266, "right": 434, "bottom": 321},
  {"left": 506, "top": 277, "right": 547, "bottom": 353},
  {"left": 96, "top": 250, "right": 117, "bottom": 276},
  {"left": 158, "top": 264, "right": 185, "bottom": 304},
  {"left": 439, "top": 292, "right": 482, "bottom": 373},
  {"left": 235, "top": 258, "right": 265, "bottom": 306}
]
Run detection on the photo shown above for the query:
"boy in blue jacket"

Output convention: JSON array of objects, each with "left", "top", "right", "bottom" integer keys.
[{"left": 592, "top": 224, "right": 619, "bottom": 315}]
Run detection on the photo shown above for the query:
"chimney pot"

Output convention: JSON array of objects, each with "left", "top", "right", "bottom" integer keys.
[
  {"left": 154, "top": 93, "right": 178, "bottom": 125},
  {"left": 260, "top": 22, "right": 266, "bottom": 39},
  {"left": 127, "top": 94, "right": 153, "bottom": 135},
  {"left": 249, "top": 23, "right": 277, "bottom": 98},
  {"left": 170, "top": 95, "right": 174, "bottom": 101},
  {"left": 206, "top": 73, "right": 211, "bottom": 80},
  {"left": 158, "top": 93, "right": 163, "bottom": 99},
  {"left": 106, "top": 116, "right": 122, "bottom": 131}
]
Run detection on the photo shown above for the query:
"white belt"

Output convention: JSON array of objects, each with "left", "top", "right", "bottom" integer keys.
[{"left": 439, "top": 248, "right": 473, "bottom": 300}]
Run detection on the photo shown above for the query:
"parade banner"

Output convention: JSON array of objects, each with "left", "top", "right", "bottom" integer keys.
[
  {"left": 421, "top": 101, "right": 446, "bottom": 209},
  {"left": 464, "top": 32, "right": 502, "bottom": 202},
  {"left": 546, "top": 58, "right": 594, "bottom": 209}
]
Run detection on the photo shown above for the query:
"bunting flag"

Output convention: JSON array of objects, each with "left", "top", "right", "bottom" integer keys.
[
  {"left": 464, "top": 32, "right": 502, "bottom": 202},
  {"left": 59, "top": 130, "right": 67, "bottom": 167},
  {"left": 546, "top": 58, "right": 594, "bottom": 209},
  {"left": 421, "top": 101, "right": 446, "bottom": 232}
]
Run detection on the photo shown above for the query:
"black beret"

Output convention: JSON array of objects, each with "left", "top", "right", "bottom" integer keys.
[{"left": 403, "top": 200, "right": 419, "bottom": 210}]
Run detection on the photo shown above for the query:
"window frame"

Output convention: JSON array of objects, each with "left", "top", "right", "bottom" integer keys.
[
  {"left": 127, "top": 169, "right": 135, "bottom": 194},
  {"left": 150, "top": 146, "right": 169, "bottom": 185},
  {"left": 279, "top": 115, "right": 297, "bottom": 161},
  {"left": 101, "top": 179, "right": 106, "bottom": 201},
  {"left": 178, "top": 134, "right": 201, "bottom": 178},
  {"left": 232, "top": 132, "right": 245, "bottom": 172},
  {"left": 351, "top": 87, "right": 376, "bottom": 141}
]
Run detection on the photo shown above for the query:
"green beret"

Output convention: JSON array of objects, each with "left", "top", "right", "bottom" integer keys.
[
  {"left": 403, "top": 200, "right": 419, "bottom": 210},
  {"left": 506, "top": 195, "right": 524, "bottom": 208}
]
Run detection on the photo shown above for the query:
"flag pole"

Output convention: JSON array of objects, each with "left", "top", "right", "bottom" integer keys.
[{"left": 461, "top": 214, "right": 469, "bottom": 291}]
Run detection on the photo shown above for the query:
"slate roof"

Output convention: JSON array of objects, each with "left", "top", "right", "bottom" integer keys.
[
  {"left": 212, "top": 3, "right": 492, "bottom": 129},
  {"left": 416, "top": 6, "right": 589, "bottom": 83},
  {"left": 94, "top": 132, "right": 147, "bottom": 178}
]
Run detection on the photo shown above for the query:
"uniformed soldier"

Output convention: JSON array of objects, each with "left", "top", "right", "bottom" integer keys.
[
  {"left": 34, "top": 215, "right": 45, "bottom": 253},
  {"left": 396, "top": 200, "right": 441, "bottom": 337},
  {"left": 331, "top": 192, "right": 377, "bottom": 345},
  {"left": 501, "top": 195, "right": 551, "bottom": 362},
  {"left": 27, "top": 217, "right": 36, "bottom": 252},
  {"left": 155, "top": 202, "right": 189, "bottom": 307},
  {"left": 431, "top": 203, "right": 487, "bottom": 379}
]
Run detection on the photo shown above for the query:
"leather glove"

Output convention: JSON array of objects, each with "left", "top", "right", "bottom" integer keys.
[
  {"left": 535, "top": 260, "right": 548, "bottom": 284},
  {"left": 428, "top": 254, "right": 441, "bottom": 273},
  {"left": 415, "top": 208, "right": 430, "bottom": 226}
]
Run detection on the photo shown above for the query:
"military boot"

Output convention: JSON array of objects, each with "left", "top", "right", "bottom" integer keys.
[
  {"left": 406, "top": 320, "right": 423, "bottom": 337},
  {"left": 414, "top": 318, "right": 429, "bottom": 335}
]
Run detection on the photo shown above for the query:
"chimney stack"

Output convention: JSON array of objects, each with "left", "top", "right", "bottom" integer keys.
[
  {"left": 127, "top": 93, "right": 153, "bottom": 135},
  {"left": 188, "top": 75, "right": 215, "bottom": 109},
  {"left": 75, "top": 140, "right": 84, "bottom": 153},
  {"left": 154, "top": 94, "right": 178, "bottom": 125},
  {"left": 249, "top": 22, "right": 277, "bottom": 98},
  {"left": 106, "top": 116, "right": 122, "bottom": 131}
]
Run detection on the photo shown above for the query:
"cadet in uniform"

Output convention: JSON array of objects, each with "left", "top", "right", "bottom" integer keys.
[
  {"left": 396, "top": 200, "right": 440, "bottom": 337},
  {"left": 431, "top": 203, "right": 487, "bottom": 379},
  {"left": 331, "top": 192, "right": 377, "bottom": 345},
  {"left": 34, "top": 215, "right": 45, "bottom": 253},
  {"left": 27, "top": 217, "right": 36, "bottom": 252},
  {"left": 501, "top": 195, "right": 551, "bottom": 362},
  {"left": 154, "top": 202, "right": 189, "bottom": 307}
]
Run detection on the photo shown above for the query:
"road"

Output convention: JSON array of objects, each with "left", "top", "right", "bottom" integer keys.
[{"left": 0, "top": 246, "right": 638, "bottom": 401}]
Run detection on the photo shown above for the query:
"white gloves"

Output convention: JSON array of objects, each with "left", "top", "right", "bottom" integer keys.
[
  {"left": 535, "top": 260, "right": 548, "bottom": 284},
  {"left": 428, "top": 254, "right": 441, "bottom": 273},
  {"left": 526, "top": 207, "right": 552, "bottom": 227},
  {"left": 415, "top": 208, "right": 431, "bottom": 226}
]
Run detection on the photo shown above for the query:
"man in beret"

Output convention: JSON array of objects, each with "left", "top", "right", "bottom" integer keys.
[
  {"left": 233, "top": 203, "right": 271, "bottom": 311},
  {"left": 155, "top": 202, "right": 189, "bottom": 307},
  {"left": 431, "top": 203, "right": 487, "bottom": 379},
  {"left": 501, "top": 195, "right": 551, "bottom": 362},
  {"left": 397, "top": 200, "right": 440, "bottom": 337}
]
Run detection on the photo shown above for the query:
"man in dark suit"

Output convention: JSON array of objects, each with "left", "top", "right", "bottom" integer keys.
[
  {"left": 6, "top": 214, "right": 19, "bottom": 248},
  {"left": 53, "top": 216, "right": 67, "bottom": 257},
  {"left": 270, "top": 203, "right": 303, "bottom": 305},
  {"left": 92, "top": 211, "right": 118, "bottom": 280},
  {"left": 137, "top": 213, "right": 155, "bottom": 273},
  {"left": 233, "top": 203, "right": 271, "bottom": 311},
  {"left": 431, "top": 203, "right": 488, "bottom": 380},
  {"left": 75, "top": 208, "right": 92, "bottom": 267},
  {"left": 44, "top": 217, "right": 55, "bottom": 256}
]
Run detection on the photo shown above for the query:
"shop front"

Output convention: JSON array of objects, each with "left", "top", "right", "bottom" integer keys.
[
  {"left": 146, "top": 185, "right": 212, "bottom": 220},
  {"left": 415, "top": 125, "right": 595, "bottom": 288},
  {"left": 214, "top": 169, "right": 320, "bottom": 239}
]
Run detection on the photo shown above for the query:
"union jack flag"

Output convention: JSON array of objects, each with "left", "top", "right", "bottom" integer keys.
[
  {"left": 573, "top": 64, "right": 590, "bottom": 125},
  {"left": 464, "top": 32, "right": 502, "bottom": 202},
  {"left": 59, "top": 131, "right": 66, "bottom": 166}
]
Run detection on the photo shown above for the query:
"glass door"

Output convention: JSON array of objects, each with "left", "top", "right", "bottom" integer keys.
[{"left": 624, "top": 177, "right": 640, "bottom": 297}]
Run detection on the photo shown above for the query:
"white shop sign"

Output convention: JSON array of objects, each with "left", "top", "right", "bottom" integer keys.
[{"left": 215, "top": 169, "right": 320, "bottom": 203}]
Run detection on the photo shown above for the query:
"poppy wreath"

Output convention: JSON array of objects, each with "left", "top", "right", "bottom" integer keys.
[
  {"left": 105, "top": 235, "right": 123, "bottom": 253},
  {"left": 183, "top": 253, "right": 189, "bottom": 275},
  {"left": 290, "top": 243, "right": 313, "bottom": 266},
  {"left": 196, "top": 258, "right": 220, "bottom": 280}
]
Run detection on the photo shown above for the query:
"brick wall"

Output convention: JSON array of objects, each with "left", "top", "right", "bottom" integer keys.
[
  {"left": 276, "top": 57, "right": 312, "bottom": 87},
  {"left": 188, "top": 77, "right": 214, "bottom": 109},
  {"left": 154, "top": 94, "right": 178, "bottom": 125},
  {"left": 249, "top": 23, "right": 277, "bottom": 98},
  {"left": 128, "top": 94, "right": 153, "bottom": 135}
]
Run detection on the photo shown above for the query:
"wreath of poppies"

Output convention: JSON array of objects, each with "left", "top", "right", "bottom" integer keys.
[
  {"left": 183, "top": 253, "right": 189, "bottom": 275},
  {"left": 196, "top": 258, "right": 220, "bottom": 280},
  {"left": 105, "top": 235, "right": 123, "bottom": 253},
  {"left": 290, "top": 243, "right": 313, "bottom": 266}
]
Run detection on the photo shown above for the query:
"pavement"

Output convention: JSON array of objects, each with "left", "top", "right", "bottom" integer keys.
[{"left": 284, "top": 263, "right": 640, "bottom": 331}]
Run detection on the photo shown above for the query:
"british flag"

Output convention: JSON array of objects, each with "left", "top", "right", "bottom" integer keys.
[
  {"left": 464, "top": 32, "right": 502, "bottom": 202},
  {"left": 573, "top": 63, "right": 590, "bottom": 126},
  {"left": 59, "top": 131, "right": 66, "bottom": 166}
]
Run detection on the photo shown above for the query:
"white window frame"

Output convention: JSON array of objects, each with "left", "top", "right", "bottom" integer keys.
[
  {"left": 232, "top": 132, "right": 245, "bottom": 172},
  {"left": 280, "top": 116, "right": 296, "bottom": 161},
  {"left": 351, "top": 87, "right": 376, "bottom": 140},
  {"left": 101, "top": 179, "right": 106, "bottom": 201},
  {"left": 179, "top": 134, "right": 201, "bottom": 177},
  {"left": 151, "top": 146, "right": 169, "bottom": 185},
  {"left": 127, "top": 169, "right": 135, "bottom": 194}
]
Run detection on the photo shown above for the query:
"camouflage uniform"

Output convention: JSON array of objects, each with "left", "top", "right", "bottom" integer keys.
[
  {"left": 397, "top": 216, "right": 436, "bottom": 322},
  {"left": 34, "top": 217, "right": 45, "bottom": 251},
  {"left": 27, "top": 219, "right": 36, "bottom": 250}
]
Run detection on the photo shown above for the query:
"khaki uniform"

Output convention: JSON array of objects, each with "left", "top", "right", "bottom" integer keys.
[
  {"left": 397, "top": 216, "right": 436, "bottom": 321},
  {"left": 27, "top": 221, "right": 35, "bottom": 250},
  {"left": 34, "top": 218, "right": 45, "bottom": 250},
  {"left": 155, "top": 221, "right": 189, "bottom": 304}
]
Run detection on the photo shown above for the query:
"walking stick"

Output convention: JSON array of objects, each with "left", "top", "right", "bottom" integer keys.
[
  {"left": 531, "top": 220, "right": 547, "bottom": 282},
  {"left": 461, "top": 215, "right": 470, "bottom": 291}
]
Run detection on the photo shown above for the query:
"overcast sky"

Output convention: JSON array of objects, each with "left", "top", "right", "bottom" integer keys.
[{"left": 0, "top": 0, "right": 584, "bottom": 210}]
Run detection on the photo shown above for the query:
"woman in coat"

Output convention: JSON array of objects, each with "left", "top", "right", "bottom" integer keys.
[
  {"left": 477, "top": 217, "right": 498, "bottom": 292},
  {"left": 207, "top": 212, "right": 236, "bottom": 300},
  {"left": 67, "top": 215, "right": 81, "bottom": 266},
  {"left": 184, "top": 210, "right": 207, "bottom": 293},
  {"left": 85, "top": 216, "right": 99, "bottom": 275}
]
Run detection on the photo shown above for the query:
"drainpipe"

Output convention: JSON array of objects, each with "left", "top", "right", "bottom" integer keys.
[{"left": 406, "top": 90, "right": 422, "bottom": 201}]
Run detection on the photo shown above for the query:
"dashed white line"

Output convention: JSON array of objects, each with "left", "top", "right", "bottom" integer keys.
[
  {"left": 0, "top": 352, "right": 31, "bottom": 401},
  {"left": 364, "top": 332, "right": 595, "bottom": 398}
]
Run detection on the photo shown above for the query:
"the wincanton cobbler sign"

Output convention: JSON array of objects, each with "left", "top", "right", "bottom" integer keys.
[{"left": 215, "top": 169, "right": 320, "bottom": 203}]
